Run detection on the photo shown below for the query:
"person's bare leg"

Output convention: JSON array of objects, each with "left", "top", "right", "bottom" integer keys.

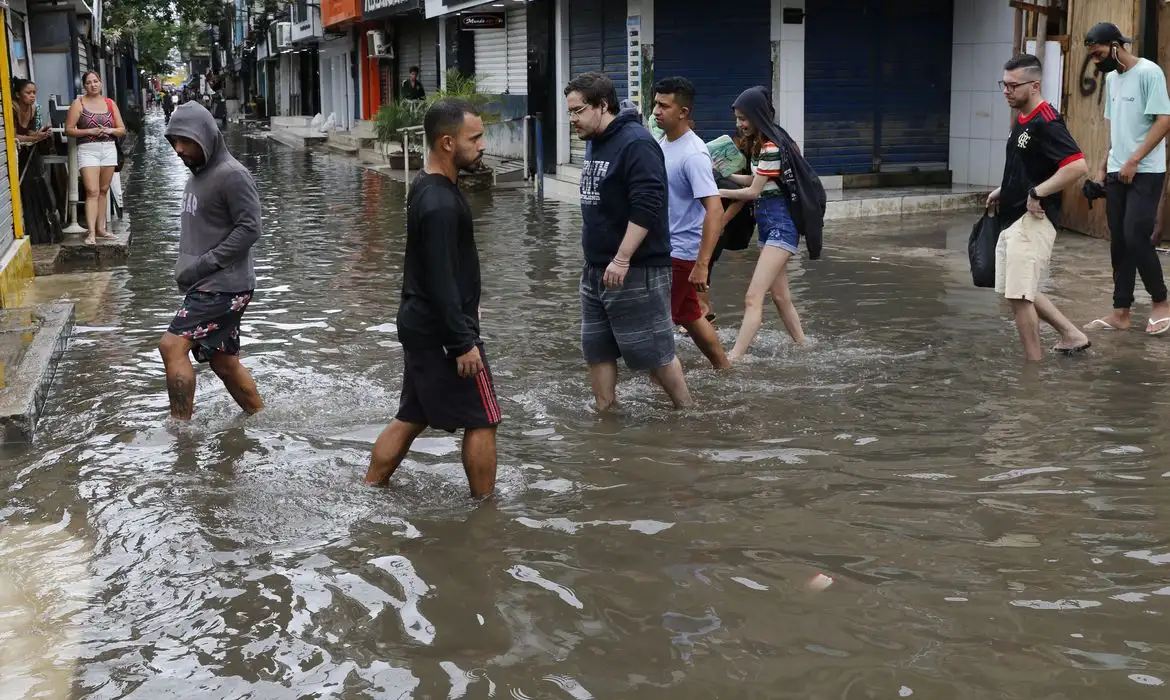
[
  {"left": 1034, "top": 293, "right": 1089, "bottom": 350},
  {"left": 364, "top": 419, "right": 426, "bottom": 486},
  {"left": 729, "top": 247, "right": 793, "bottom": 360},
  {"left": 158, "top": 332, "right": 197, "bottom": 419},
  {"left": 208, "top": 353, "right": 264, "bottom": 414},
  {"left": 80, "top": 167, "right": 100, "bottom": 244},
  {"left": 462, "top": 427, "right": 498, "bottom": 499},
  {"left": 768, "top": 260, "right": 805, "bottom": 345},
  {"left": 649, "top": 357, "right": 694, "bottom": 408},
  {"left": 588, "top": 361, "right": 619, "bottom": 412},
  {"left": 698, "top": 289, "right": 712, "bottom": 319},
  {"left": 682, "top": 318, "right": 730, "bottom": 369},
  {"left": 96, "top": 167, "right": 114, "bottom": 237},
  {"left": 1010, "top": 299, "right": 1044, "bottom": 363}
]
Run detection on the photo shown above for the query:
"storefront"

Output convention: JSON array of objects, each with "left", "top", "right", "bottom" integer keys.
[
  {"left": 566, "top": 0, "right": 627, "bottom": 164},
  {"left": 653, "top": 0, "right": 770, "bottom": 142},
  {"left": 291, "top": 0, "right": 324, "bottom": 116},
  {"left": 360, "top": 0, "right": 423, "bottom": 119},
  {"left": 322, "top": 0, "right": 361, "bottom": 130},
  {"left": 0, "top": 2, "right": 31, "bottom": 306}
]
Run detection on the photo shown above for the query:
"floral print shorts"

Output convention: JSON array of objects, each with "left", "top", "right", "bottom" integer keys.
[{"left": 167, "top": 290, "right": 254, "bottom": 363}]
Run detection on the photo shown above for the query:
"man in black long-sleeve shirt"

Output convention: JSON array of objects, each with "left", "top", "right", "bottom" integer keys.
[
  {"left": 364, "top": 98, "right": 501, "bottom": 499},
  {"left": 565, "top": 72, "right": 693, "bottom": 410}
]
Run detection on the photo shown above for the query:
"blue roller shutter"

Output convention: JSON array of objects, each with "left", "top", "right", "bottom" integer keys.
[
  {"left": 654, "top": 0, "right": 771, "bottom": 143},
  {"left": 805, "top": 0, "right": 952, "bottom": 175},
  {"left": 877, "top": 0, "right": 952, "bottom": 171},
  {"left": 568, "top": 0, "right": 628, "bottom": 164},
  {"left": 804, "top": 0, "right": 877, "bottom": 174}
]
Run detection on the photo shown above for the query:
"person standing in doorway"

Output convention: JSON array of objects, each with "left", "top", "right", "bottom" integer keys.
[
  {"left": 363, "top": 99, "right": 501, "bottom": 500},
  {"left": 986, "top": 54, "right": 1091, "bottom": 361},
  {"left": 401, "top": 66, "right": 426, "bottom": 101},
  {"left": 565, "top": 72, "right": 693, "bottom": 410},
  {"left": 158, "top": 102, "right": 264, "bottom": 420},
  {"left": 651, "top": 76, "right": 730, "bottom": 369},
  {"left": 1083, "top": 22, "right": 1170, "bottom": 335},
  {"left": 65, "top": 71, "right": 125, "bottom": 245}
]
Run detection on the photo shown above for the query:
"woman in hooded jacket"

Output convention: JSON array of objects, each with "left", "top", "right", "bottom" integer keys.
[{"left": 719, "top": 87, "right": 807, "bottom": 356}]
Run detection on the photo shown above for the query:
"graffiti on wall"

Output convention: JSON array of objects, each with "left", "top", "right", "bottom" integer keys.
[{"left": 1079, "top": 53, "right": 1107, "bottom": 105}]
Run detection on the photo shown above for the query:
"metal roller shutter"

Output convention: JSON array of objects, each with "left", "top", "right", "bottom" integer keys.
[
  {"left": 506, "top": 7, "right": 527, "bottom": 95},
  {"left": 805, "top": 0, "right": 876, "bottom": 174},
  {"left": 0, "top": 106, "right": 12, "bottom": 254},
  {"left": 653, "top": 0, "right": 770, "bottom": 143},
  {"left": 877, "top": 0, "right": 952, "bottom": 171},
  {"left": 567, "top": 0, "right": 628, "bottom": 164},
  {"left": 476, "top": 7, "right": 526, "bottom": 94}
]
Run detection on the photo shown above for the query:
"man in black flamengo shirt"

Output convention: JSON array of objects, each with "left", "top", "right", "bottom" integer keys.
[
  {"left": 364, "top": 98, "right": 502, "bottom": 499},
  {"left": 986, "top": 53, "right": 1091, "bottom": 362}
]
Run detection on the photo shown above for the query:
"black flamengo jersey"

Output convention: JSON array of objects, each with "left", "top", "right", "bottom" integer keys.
[{"left": 1000, "top": 101, "right": 1084, "bottom": 227}]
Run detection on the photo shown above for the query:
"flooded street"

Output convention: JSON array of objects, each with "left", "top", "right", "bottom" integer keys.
[{"left": 5, "top": 112, "right": 1170, "bottom": 698}]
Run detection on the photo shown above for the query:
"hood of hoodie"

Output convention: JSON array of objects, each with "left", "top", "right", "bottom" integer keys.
[
  {"left": 164, "top": 102, "right": 224, "bottom": 173},
  {"left": 732, "top": 86, "right": 795, "bottom": 150},
  {"left": 593, "top": 110, "right": 642, "bottom": 145}
]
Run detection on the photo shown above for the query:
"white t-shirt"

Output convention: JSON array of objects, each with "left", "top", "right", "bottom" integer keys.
[{"left": 658, "top": 130, "right": 719, "bottom": 261}]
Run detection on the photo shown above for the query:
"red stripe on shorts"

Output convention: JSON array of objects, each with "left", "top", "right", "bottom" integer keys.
[{"left": 476, "top": 371, "right": 501, "bottom": 424}]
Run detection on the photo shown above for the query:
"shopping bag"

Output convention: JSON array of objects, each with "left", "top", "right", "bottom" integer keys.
[{"left": 968, "top": 209, "right": 999, "bottom": 288}]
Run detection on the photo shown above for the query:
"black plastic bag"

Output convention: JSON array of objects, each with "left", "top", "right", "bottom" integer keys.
[
  {"left": 715, "top": 175, "right": 756, "bottom": 251},
  {"left": 968, "top": 209, "right": 999, "bottom": 288}
]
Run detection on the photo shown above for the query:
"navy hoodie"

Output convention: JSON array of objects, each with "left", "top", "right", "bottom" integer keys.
[{"left": 579, "top": 111, "right": 670, "bottom": 268}]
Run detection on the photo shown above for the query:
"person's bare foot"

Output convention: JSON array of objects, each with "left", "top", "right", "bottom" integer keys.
[
  {"left": 83, "top": 232, "right": 96, "bottom": 245},
  {"left": 727, "top": 350, "right": 746, "bottom": 363},
  {"left": 1053, "top": 329, "right": 1091, "bottom": 352},
  {"left": 96, "top": 229, "right": 116, "bottom": 239},
  {"left": 1084, "top": 310, "right": 1131, "bottom": 331},
  {"left": 1148, "top": 302, "right": 1170, "bottom": 335}
]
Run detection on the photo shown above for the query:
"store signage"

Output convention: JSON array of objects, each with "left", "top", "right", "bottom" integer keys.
[
  {"left": 459, "top": 12, "right": 505, "bottom": 30},
  {"left": 365, "top": 0, "right": 414, "bottom": 13}
]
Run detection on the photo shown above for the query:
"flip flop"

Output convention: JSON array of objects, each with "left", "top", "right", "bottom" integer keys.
[
  {"left": 705, "top": 312, "right": 717, "bottom": 323},
  {"left": 1147, "top": 318, "right": 1170, "bottom": 336},
  {"left": 96, "top": 231, "right": 117, "bottom": 239},
  {"left": 1084, "top": 319, "right": 1117, "bottom": 331},
  {"left": 1053, "top": 341, "right": 1092, "bottom": 355}
]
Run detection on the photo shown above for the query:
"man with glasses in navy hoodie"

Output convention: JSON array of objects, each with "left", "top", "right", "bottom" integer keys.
[{"left": 565, "top": 72, "right": 693, "bottom": 411}]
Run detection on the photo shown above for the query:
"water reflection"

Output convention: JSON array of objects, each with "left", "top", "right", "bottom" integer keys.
[{"left": 1, "top": 113, "right": 1170, "bottom": 697}]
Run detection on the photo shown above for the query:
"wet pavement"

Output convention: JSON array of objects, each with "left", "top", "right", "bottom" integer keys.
[{"left": 4, "top": 111, "right": 1170, "bottom": 698}]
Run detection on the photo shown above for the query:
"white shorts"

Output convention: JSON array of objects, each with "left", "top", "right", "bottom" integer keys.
[
  {"left": 995, "top": 213, "right": 1057, "bottom": 301},
  {"left": 77, "top": 140, "right": 118, "bottom": 169}
]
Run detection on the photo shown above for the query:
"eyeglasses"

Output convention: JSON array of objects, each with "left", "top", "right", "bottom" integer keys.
[
  {"left": 567, "top": 104, "right": 590, "bottom": 120},
  {"left": 998, "top": 80, "right": 1039, "bottom": 92}
]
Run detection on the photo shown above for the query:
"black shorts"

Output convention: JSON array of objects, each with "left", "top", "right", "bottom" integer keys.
[
  {"left": 395, "top": 341, "right": 502, "bottom": 432},
  {"left": 167, "top": 290, "right": 254, "bottom": 363}
]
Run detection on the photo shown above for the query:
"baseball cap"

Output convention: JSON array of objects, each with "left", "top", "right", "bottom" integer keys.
[{"left": 1084, "top": 22, "right": 1132, "bottom": 46}]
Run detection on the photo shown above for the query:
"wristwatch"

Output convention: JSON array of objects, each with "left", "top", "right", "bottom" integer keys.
[{"left": 1028, "top": 187, "right": 1041, "bottom": 200}]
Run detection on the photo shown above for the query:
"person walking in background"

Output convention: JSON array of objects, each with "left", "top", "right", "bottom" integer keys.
[
  {"left": 65, "top": 71, "right": 124, "bottom": 245},
  {"left": 158, "top": 102, "right": 264, "bottom": 421},
  {"left": 364, "top": 99, "right": 501, "bottom": 500},
  {"left": 718, "top": 86, "right": 823, "bottom": 358},
  {"left": 985, "top": 54, "right": 1091, "bottom": 361},
  {"left": 401, "top": 66, "right": 426, "bottom": 101},
  {"left": 565, "top": 72, "right": 693, "bottom": 410},
  {"left": 651, "top": 76, "right": 730, "bottom": 369},
  {"left": 1082, "top": 22, "right": 1170, "bottom": 335},
  {"left": 12, "top": 78, "right": 61, "bottom": 245}
]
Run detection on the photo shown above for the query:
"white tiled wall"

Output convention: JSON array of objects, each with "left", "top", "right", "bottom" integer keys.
[
  {"left": 949, "top": 0, "right": 1015, "bottom": 186},
  {"left": 773, "top": 0, "right": 805, "bottom": 151}
]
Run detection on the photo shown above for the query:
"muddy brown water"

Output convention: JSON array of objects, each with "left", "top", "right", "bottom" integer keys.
[{"left": 2, "top": 113, "right": 1170, "bottom": 698}]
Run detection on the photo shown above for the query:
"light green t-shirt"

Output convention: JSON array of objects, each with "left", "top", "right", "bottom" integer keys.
[{"left": 1105, "top": 58, "right": 1170, "bottom": 173}]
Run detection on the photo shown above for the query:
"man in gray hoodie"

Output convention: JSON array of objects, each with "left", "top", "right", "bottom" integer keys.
[{"left": 159, "top": 102, "right": 263, "bottom": 420}]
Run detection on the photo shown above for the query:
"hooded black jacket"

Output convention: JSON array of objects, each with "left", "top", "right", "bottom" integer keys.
[{"left": 733, "top": 86, "right": 826, "bottom": 260}]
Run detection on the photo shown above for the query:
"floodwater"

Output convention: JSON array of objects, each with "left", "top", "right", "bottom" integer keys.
[{"left": 3, "top": 112, "right": 1170, "bottom": 699}]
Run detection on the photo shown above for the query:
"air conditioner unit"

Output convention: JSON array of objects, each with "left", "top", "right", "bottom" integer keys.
[
  {"left": 277, "top": 22, "right": 293, "bottom": 50},
  {"left": 367, "top": 30, "right": 393, "bottom": 59}
]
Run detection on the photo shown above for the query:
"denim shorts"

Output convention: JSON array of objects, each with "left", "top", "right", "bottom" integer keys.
[
  {"left": 756, "top": 196, "right": 799, "bottom": 254},
  {"left": 580, "top": 265, "right": 677, "bottom": 371}
]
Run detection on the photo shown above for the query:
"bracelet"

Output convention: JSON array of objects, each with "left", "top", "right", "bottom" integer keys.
[{"left": 611, "top": 257, "right": 630, "bottom": 267}]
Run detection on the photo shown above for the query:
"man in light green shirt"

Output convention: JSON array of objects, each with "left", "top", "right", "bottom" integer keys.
[{"left": 1083, "top": 22, "right": 1170, "bottom": 336}]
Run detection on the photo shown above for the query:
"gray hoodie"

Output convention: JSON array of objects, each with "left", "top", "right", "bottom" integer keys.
[{"left": 164, "top": 102, "right": 261, "bottom": 293}]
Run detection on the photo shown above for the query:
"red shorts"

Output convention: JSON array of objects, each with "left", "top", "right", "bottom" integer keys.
[{"left": 670, "top": 258, "right": 703, "bottom": 325}]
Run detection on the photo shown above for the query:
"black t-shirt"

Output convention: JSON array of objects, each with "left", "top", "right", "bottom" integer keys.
[
  {"left": 999, "top": 102, "right": 1084, "bottom": 228},
  {"left": 397, "top": 173, "right": 481, "bottom": 355}
]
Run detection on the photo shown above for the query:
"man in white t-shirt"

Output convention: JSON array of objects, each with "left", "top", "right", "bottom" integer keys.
[{"left": 653, "top": 77, "right": 729, "bottom": 369}]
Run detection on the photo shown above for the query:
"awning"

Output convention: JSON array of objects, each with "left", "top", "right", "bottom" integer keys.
[{"left": 363, "top": 0, "right": 422, "bottom": 21}]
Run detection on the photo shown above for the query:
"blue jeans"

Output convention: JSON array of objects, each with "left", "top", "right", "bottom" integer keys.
[{"left": 756, "top": 197, "right": 799, "bottom": 255}]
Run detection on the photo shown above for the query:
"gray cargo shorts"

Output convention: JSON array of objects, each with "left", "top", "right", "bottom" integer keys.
[{"left": 579, "top": 264, "right": 677, "bottom": 371}]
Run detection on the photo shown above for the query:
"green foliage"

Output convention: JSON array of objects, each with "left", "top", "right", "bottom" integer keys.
[{"left": 374, "top": 70, "right": 500, "bottom": 144}]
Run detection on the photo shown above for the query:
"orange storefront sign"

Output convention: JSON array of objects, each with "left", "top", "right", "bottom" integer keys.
[{"left": 323, "top": 0, "right": 360, "bottom": 27}]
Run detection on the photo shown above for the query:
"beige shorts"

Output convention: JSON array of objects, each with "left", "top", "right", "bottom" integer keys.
[{"left": 995, "top": 213, "right": 1057, "bottom": 301}]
